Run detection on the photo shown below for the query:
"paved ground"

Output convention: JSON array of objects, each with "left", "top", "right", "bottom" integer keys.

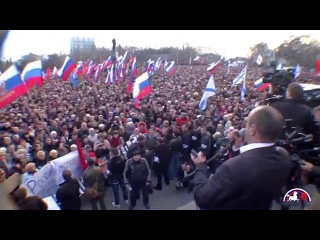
[{"left": 81, "top": 176, "right": 194, "bottom": 210}]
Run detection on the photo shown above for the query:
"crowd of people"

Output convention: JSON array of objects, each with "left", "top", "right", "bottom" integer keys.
[{"left": 0, "top": 62, "right": 317, "bottom": 210}]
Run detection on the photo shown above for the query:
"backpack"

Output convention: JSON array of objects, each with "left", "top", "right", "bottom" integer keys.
[
  {"left": 127, "top": 159, "right": 148, "bottom": 183},
  {"left": 85, "top": 176, "right": 99, "bottom": 199}
]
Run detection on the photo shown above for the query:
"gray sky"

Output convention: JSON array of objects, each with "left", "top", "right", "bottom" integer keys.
[{"left": 2, "top": 30, "right": 320, "bottom": 61}]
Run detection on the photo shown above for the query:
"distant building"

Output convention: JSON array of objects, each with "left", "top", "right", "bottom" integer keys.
[{"left": 70, "top": 37, "right": 95, "bottom": 52}]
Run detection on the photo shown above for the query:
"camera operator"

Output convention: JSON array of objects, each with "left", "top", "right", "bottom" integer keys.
[
  {"left": 313, "top": 105, "right": 320, "bottom": 122},
  {"left": 270, "top": 82, "right": 316, "bottom": 134},
  {"left": 192, "top": 106, "right": 291, "bottom": 210}
]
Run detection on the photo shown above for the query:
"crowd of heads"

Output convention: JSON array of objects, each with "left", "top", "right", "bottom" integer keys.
[{"left": 0, "top": 63, "right": 311, "bottom": 186}]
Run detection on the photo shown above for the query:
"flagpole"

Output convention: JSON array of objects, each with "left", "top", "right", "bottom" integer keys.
[{"left": 177, "top": 50, "right": 179, "bottom": 65}]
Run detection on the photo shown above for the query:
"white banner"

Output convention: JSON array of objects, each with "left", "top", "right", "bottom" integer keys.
[{"left": 22, "top": 151, "right": 83, "bottom": 198}]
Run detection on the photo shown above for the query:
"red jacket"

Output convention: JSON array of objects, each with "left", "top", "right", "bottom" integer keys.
[{"left": 176, "top": 117, "right": 189, "bottom": 126}]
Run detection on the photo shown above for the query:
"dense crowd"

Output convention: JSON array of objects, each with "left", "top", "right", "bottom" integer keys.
[{"left": 0, "top": 63, "right": 310, "bottom": 210}]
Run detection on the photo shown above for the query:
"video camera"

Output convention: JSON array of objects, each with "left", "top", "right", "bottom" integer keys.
[
  {"left": 263, "top": 61, "right": 320, "bottom": 108},
  {"left": 262, "top": 61, "right": 295, "bottom": 97},
  {"left": 276, "top": 119, "right": 320, "bottom": 188}
]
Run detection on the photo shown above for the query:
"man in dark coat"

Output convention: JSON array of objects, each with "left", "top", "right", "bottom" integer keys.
[
  {"left": 127, "top": 135, "right": 146, "bottom": 159},
  {"left": 270, "top": 82, "right": 316, "bottom": 135},
  {"left": 56, "top": 170, "right": 81, "bottom": 210},
  {"left": 153, "top": 137, "right": 171, "bottom": 190},
  {"left": 82, "top": 158, "right": 107, "bottom": 210},
  {"left": 192, "top": 106, "right": 291, "bottom": 210},
  {"left": 124, "top": 150, "right": 151, "bottom": 210}
]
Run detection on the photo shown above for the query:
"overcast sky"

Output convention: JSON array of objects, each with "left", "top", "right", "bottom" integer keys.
[{"left": 2, "top": 30, "right": 320, "bottom": 61}]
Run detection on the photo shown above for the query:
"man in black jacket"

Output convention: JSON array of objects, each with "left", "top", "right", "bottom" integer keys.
[
  {"left": 270, "top": 82, "right": 316, "bottom": 135},
  {"left": 197, "top": 126, "right": 211, "bottom": 158},
  {"left": 124, "top": 150, "right": 151, "bottom": 210},
  {"left": 108, "top": 148, "right": 128, "bottom": 208},
  {"left": 126, "top": 135, "right": 146, "bottom": 159},
  {"left": 153, "top": 137, "right": 171, "bottom": 190},
  {"left": 169, "top": 129, "right": 182, "bottom": 182},
  {"left": 56, "top": 170, "right": 81, "bottom": 210},
  {"left": 192, "top": 106, "right": 291, "bottom": 210}
]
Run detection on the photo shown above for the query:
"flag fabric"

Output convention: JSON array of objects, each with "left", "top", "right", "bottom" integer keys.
[
  {"left": 52, "top": 66, "right": 58, "bottom": 76},
  {"left": 165, "top": 61, "right": 176, "bottom": 76},
  {"left": 254, "top": 78, "right": 270, "bottom": 91},
  {"left": 194, "top": 56, "right": 200, "bottom": 61},
  {"left": 69, "top": 70, "right": 77, "bottom": 88},
  {"left": 104, "top": 56, "right": 112, "bottom": 68},
  {"left": 45, "top": 68, "right": 52, "bottom": 81},
  {"left": 256, "top": 54, "right": 263, "bottom": 65},
  {"left": 0, "top": 65, "right": 27, "bottom": 108},
  {"left": 241, "top": 75, "right": 246, "bottom": 101},
  {"left": 147, "top": 61, "right": 155, "bottom": 75},
  {"left": 227, "top": 60, "right": 231, "bottom": 74},
  {"left": 21, "top": 60, "right": 43, "bottom": 91},
  {"left": 207, "top": 60, "right": 221, "bottom": 74},
  {"left": 316, "top": 55, "right": 320, "bottom": 76},
  {"left": 74, "top": 63, "right": 82, "bottom": 77},
  {"left": 58, "top": 56, "right": 76, "bottom": 81},
  {"left": 276, "top": 63, "right": 282, "bottom": 70},
  {"left": 164, "top": 60, "right": 168, "bottom": 69},
  {"left": 294, "top": 64, "right": 301, "bottom": 79},
  {"left": 232, "top": 65, "right": 247, "bottom": 85},
  {"left": 199, "top": 75, "right": 217, "bottom": 111},
  {"left": 105, "top": 71, "right": 111, "bottom": 85},
  {"left": 75, "top": 138, "right": 88, "bottom": 171},
  {"left": 110, "top": 64, "right": 114, "bottom": 84},
  {"left": 155, "top": 58, "right": 161, "bottom": 70},
  {"left": 132, "top": 72, "right": 151, "bottom": 108},
  {"left": 94, "top": 64, "right": 102, "bottom": 81},
  {"left": 127, "top": 57, "right": 137, "bottom": 94}
]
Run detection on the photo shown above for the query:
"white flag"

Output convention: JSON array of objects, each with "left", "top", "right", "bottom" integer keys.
[
  {"left": 232, "top": 65, "right": 247, "bottom": 86},
  {"left": 256, "top": 54, "right": 263, "bottom": 65},
  {"left": 199, "top": 75, "right": 217, "bottom": 111},
  {"left": 276, "top": 63, "right": 282, "bottom": 70}
]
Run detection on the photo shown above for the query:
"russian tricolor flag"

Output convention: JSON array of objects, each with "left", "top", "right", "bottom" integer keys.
[
  {"left": 21, "top": 60, "right": 43, "bottom": 91},
  {"left": 127, "top": 57, "right": 137, "bottom": 94},
  {"left": 58, "top": 56, "right": 76, "bottom": 81},
  {"left": 165, "top": 61, "right": 176, "bottom": 76},
  {"left": 105, "top": 71, "right": 111, "bottom": 85},
  {"left": 254, "top": 78, "right": 270, "bottom": 91},
  {"left": 133, "top": 72, "right": 151, "bottom": 108},
  {"left": 0, "top": 65, "right": 27, "bottom": 108},
  {"left": 104, "top": 56, "right": 112, "bottom": 68},
  {"left": 207, "top": 60, "right": 221, "bottom": 74}
]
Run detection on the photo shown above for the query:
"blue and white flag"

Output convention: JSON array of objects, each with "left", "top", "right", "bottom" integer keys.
[
  {"left": 241, "top": 75, "right": 246, "bottom": 101},
  {"left": 232, "top": 65, "right": 247, "bottom": 86},
  {"left": 276, "top": 63, "right": 282, "bottom": 70},
  {"left": 294, "top": 64, "right": 301, "bottom": 79},
  {"left": 199, "top": 75, "right": 217, "bottom": 111}
]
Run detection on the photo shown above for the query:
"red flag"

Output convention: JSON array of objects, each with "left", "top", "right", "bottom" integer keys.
[
  {"left": 316, "top": 54, "right": 320, "bottom": 75},
  {"left": 75, "top": 138, "right": 88, "bottom": 171},
  {"left": 45, "top": 67, "right": 52, "bottom": 80}
]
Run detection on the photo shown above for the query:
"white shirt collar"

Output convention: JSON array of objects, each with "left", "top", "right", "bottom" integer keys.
[{"left": 240, "top": 143, "right": 274, "bottom": 154}]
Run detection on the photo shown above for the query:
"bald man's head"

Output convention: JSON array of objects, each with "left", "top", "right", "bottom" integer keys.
[
  {"left": 246, "top": 106, "right": 283, "bottom": 143},
  {"left": 62, "top": 170, "right": 72, "bottom": 180},
  {"left": 25, "top": 163, "right": 36, "bottom": 174}
]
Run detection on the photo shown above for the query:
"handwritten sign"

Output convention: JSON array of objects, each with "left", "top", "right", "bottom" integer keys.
[{"left": 22, "top": 151, "right": 83, "bottom": 198}]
